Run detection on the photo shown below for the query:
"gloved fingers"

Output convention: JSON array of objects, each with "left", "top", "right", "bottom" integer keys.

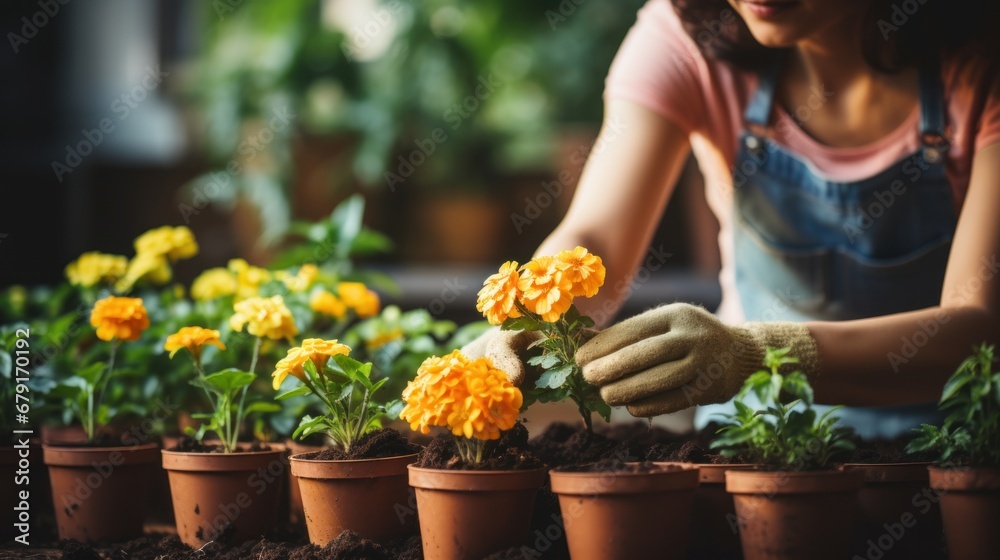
[
  {"left": 581, "top": 332, "right": 690, "bottom": 386},
  {"left": 485, "top": 330, "right": 543, "bottom": 386},
  {"left": 459, "top": 327, "right": 495, "bottom": 359},
  {"left": 625, "top": 388, "right": 694, "bottom": 417},
  {"left": 576, "top": 305, "right": 681, "bottom": 366},
  {"left": 596, "top": 355, "right": 697, "bottom": 406}
]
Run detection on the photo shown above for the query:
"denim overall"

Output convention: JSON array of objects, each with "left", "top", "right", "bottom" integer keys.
[{"left": 696, "top": 59, "right": 954, "bottom": 438}]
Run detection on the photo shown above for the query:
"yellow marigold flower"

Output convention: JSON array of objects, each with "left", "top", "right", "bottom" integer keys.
[
  {"left": 228, "top": 258, "right": 272, "bottom": 300},
  {"left": 65, "top": 252, "right": 128, "bottom": 288},
  {"left": 337, "top": 282, "right": 380, "bottom": 318},
  {"left": 164, "top": 326, "right": 226, "bottom": 360},
  {"left": 134, "top": 225, "right": 199, "bottom": 262},
  {"left": 90, "top": 296, "right": 150, "bottom": 342},
  {"left": 272, "top": 338, "right": 351, "bottom": 390},
  {"left": 191, "top": 268, "right": 238, "bottom": 301},
  {"left": 365, "top": 327, "right": 403, "bottom": 350},
  {"left": 277, "top": 264, "right": 319, "bottom": 292},
  {"left": 310, "top": 290, "right": 347, "bottom": 319},
  {"left": 516, "top": 256, "right": 574, "bottom": 323},
  {"left": 230, "top": 295, "right": 298, "bottom": 341},
  {"left": 476, "top": 261, "right": 523, "bottom": 325},
  {"left": 555, "top": 246, "right": 606, "bottom": 298},
  {"left": 400, "top": 350, "right": 522, "bottom": 440},
  {"left": 115, "top": 253, "right": 172, "bottom": 293}
]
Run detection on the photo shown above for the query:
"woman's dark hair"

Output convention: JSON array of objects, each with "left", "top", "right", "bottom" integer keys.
[{"left": 670, "top": 0, "right": 1000, "bottom": 73}]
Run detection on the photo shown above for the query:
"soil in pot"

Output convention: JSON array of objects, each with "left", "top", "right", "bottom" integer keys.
[
  {"left": 290, "top": 428, "right": 421, "bottom": 546},
  {"left": 839, "top": 439, "right": 944, "bottom": 560},
  {"left": 727, "top": 469, "right": 864, "bottom": 560},
  {"left": 929, "top": 466, "right": 1000, "bottom": 560},
  {"left": 161, "top": 442, "right": 287, "bottom": 548},
  {"left": 550, "top": 460, "right": 699, "bottom": 560},
  {"left": 410, "top": 423, "right": 547, "bottom": 560},
  {"left": 42, "top": 441, "right": 160, "bottom": 543}
]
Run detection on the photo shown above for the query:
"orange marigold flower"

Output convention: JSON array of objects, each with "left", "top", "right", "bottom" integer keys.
[
  {"left": 272, "top": 338, "right": 351, "bottom": 390},
  {"left": 516, "top": 256, "right": 574, "bottom": 323},
  {"left": 90, "top": 296, "right": 150, "bottom": 342},
  {"left": 338, "top": 282, "right": 380, "bottom": 318},
  {"left": 164, "top": 326, "right": 226, "bottom": 360},
  {"left": 310, "top": 290, "right": 347, "bottom": 319},
  {"left": 230, "top": 295, "right": 298, "bottom": 341},
  {"left": 400, "top": 350, "right": 522, "bottom": 440},
  {"left": 476, "top": 261, "right": 523, "bottom": 325},
  {"left": 554, "top": 246, "right": 605, "bottom": 298}
]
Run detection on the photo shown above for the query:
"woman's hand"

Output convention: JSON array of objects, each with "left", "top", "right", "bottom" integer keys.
[{"left": 576, "top": 303, "right": 819, "bottom": 417}]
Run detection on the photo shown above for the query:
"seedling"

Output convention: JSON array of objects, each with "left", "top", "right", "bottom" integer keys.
[
  {"left": 907, "top": 343, "right": 1000, "bottom": 467},
  {"left": 712, "top": 347, "right": 855, "bottom": 470}
]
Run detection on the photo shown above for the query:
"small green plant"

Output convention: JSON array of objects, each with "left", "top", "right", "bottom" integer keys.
[
  {"left": 907, "top": 343, "right": 1000, "bottom": 467},
  {"left": 188, "top": 368, "right": 279, "bottom": 453},
  {"left": 712, "top": 347, "right": 855, "bottom": 470},
  {"left": 273, "top": 340, "right": 402, "bottom": 452}
]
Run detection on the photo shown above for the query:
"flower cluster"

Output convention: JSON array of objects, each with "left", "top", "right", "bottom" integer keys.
[
  {"left": 272, "top": 338, "right": 351, "bottom": 390},
  {"left": 228, "top": 258, "right": 273, "bottom": 300},
  {"left": 230, "top": 295, "right": 299, "bottom": 341},
  {"left": 164, "top": 326, "right": 226, "bottom": 361},
  {"left": 276, "top": 264, "right": 319, "bottom": 293},
  {"left": 190, "top": 267, "right": 238, "bottom": 301},
  {"left": 90, "top": 296, "right": 150, "bottom": 342},
  {"left": 65, "top": 252, "right": 128, "bottom": 288},
  {"left": 116, "top": 226, "right": 199, "bottom": 292},
  {"left": 310, "top": 282, "right": 381, "bottom": 319},
  {"left": 400, "top": 350, "right": 522, "bottom": 441},
  {"left": 476, "top": 246, "right": 605, "bottom": 324}
]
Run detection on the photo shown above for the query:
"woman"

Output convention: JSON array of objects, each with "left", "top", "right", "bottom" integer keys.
[{"left": 468, "top": 0, "right": 1000, "bottom": 437}]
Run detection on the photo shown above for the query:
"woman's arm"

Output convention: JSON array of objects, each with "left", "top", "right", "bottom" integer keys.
[
  {"left": 536, "top": 99, "right": 692, "bottom": 326},
  {"left": 809, "top": 143, "right": 1000, "bottom": 406}
]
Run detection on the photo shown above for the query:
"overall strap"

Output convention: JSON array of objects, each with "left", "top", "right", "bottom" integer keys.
[
  {"left": 918, "top": 59, "right": 949, "bottom": 163},
  {"left": 743, "top": 55, "right": 785, "bottom": 132}
]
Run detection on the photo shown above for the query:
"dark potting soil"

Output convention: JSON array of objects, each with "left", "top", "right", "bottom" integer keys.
[
  {"left": 44, "top": 433, "right": 122, "bottom": 448},
  {"left": 554, "top": 458, "right": 679, "bottom": 474},
  {"left": 843, "top": 437, "right": 936, "bottom": 463},
  {"left": 529, "top": 421, "right": 690, "bottom": 468},
  {"left": 47, "top": 532, "right": 423, "bottom": 560},
  {"left": 644, "top": 439, "right": 749, "bottom": 465},
  {"left": 169, "top": 436, "right": 273, "bottom": 453},
  {"left": 296, "top": 428, "right": 420, "bottom": 461},
  {"left": 413, "top": 422, "right": 545, "bottom": 471}
]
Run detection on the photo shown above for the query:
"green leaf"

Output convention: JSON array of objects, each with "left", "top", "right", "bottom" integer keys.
[
  {"left": 203, "top": 369, "right": 256, "bottom": 393},
  {"left": 527, "top": 353, "right": 561, "bottom": 369},
  {"left": 276, "top": 386, "right": 313, "bottom": 401},
  {"left": 385, "top": 399, "right": 405, "bottom": 420},
  {"left": 77, "top": 362, "right": 107, "bottom": 385},
  {"left": 536, "top": 364, "right": 574, "bottom": 389},
  {"left": 244, "top": 402, "right": 281, "bottom": 415},
  {"left": 941, "top": 369, "right": 974, "bottom": 402},
  {"left": 501, "top": 316, "right": 542, "bottom": 332}
]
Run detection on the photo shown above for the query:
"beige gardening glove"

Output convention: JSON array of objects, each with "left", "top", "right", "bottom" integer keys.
[
  {"left": 461, "top": 327, "right": 544, "bottom": 386},
  {"left": 576, "top": 303, "right": 819, "bottom": 417}
]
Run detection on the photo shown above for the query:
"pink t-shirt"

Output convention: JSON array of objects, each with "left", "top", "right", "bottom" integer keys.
[{"left": 604, "top": 0, "right": 1000, "bottom": 323}]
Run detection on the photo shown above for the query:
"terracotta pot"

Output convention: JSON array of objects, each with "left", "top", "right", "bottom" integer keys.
[
  {"left": 929, "top": 465, "right": 1000, "bottom": 560},
  {"left": 409, "top": 196, "right": 507, "bottom": 263},
  {"left": 549, "top": 463, "right": 699, "bottom": 560},
  {"left": 285, "top": 439, "right": 325, "bottom": 529},
  {"left": 290, "top": 452, "right": 418, "bottom": 545},
  {"left": 659, "top": 462, "right": 754, "bottom": 560},
  {"left": 409, "top": 465, "right": 547, "bottom": 560},
  {"left": 42, "top": 442, "right": 160, "bottom": 542},
  {"left": 839, "top": 462, "right": 944, "bottom": 559},
  {"left": 726, "top": 469, "right": 863, "bottom": 560},
  {"left": 162, "top": 447, "right": 287, "bottom": 547}
]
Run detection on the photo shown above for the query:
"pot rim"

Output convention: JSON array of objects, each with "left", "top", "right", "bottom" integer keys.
[
  {"left": 549, "top": 463, "right": 700, "bottom": 495},
  {"left": 408, "top": 464, "right": 548, "bottom": 492},
  {"left": 657, "top": 461, "right": 757, "bottom": 484},
  {"left": 291, "top": 452, "right": 418, "bottom": 479},
  {"left": 42, "top": 442, "right": 160, "bottom": 467},
  {"left": 838, "top": 461, "right": 932, "bottom": 483},
  {"left": 928, "top": 465, "right": 1000, "bottom": 492},
  {"left": 162, "top": 447, "right": 287, "bottom": 472},
  {"left": 726, "top": 468, "right": 864, "bottom": 495}
]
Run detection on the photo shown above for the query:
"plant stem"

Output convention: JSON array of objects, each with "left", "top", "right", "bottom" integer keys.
[
  {"left": 230, "top": 337, "right": 263, "bottom": 452},
  {"left": 89, "top": 342, "right": 120, "bottom": 441}
]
